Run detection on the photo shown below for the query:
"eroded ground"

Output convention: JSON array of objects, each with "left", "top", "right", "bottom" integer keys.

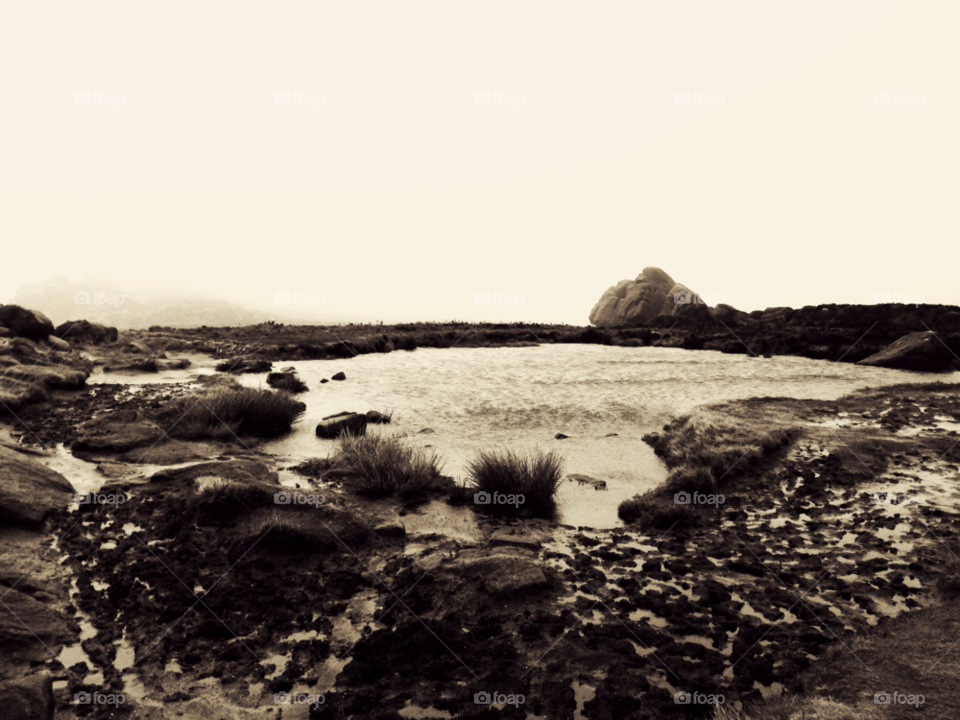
[{"left": 21, "top": 383, "right": 957, "bottom": 718}]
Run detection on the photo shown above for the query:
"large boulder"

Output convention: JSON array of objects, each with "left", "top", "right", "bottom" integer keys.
[
  {"left": 0, "top": 445, "right": 74, "bottom": 528},
  {"left": 53, "top": 319, "right": 118, "bottom": 346},
  {"left": 589, "top": 268, "right": 675, "bottom": 327},
  {"left": 857, "top": 331, "right": 959, "bottom": 372},
  {"left": 0, "top": 306, "right": 53, "bottom": 342},
  {"left": 316, "top": 413, "right": 367, "bottom": 439},
  {"left": 590, "top": 268, "right": 708, "bottom": 327}
]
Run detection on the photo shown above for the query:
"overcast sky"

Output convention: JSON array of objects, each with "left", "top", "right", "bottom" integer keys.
[{"left": 2, "top": 1, "right": 958, "bottom": 324}]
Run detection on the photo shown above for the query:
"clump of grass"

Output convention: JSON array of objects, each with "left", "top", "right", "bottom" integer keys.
[
  {"left": 332, "top": 434, "right": 442, "bottom": 498},
  {"left": 617, "top": 493, "right": 697, "bottom": 529},
  {"left": 466, "top": 448, "right": 564, "bottom": 515},
  {"left": 195, "top": 478, "right": 275, "bottom": 517},
  {"left": 164, "top": 387, "right": 305, "bottom": 440},
  {"left": 646, "top": 410, "right": 797, "bottom": 483}
]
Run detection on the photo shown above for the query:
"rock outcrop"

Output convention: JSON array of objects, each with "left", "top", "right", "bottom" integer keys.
[
  {"left": 0, "top": 305, "right": 54, "bottom": 342},
  {"left": 589, "top": 268, "right": 707, "bottom": 327},
  {"left": 54, "top": 319, "right": 118, "bottom": 345},
  {"left": 316, "top": 413, "right": 367, "bottom": 439},
  {"left": 0, "top": 445, "right": 74, "bottom": 528},
  {"left": 857, "top": 331, "right": 959, "bottom": 372}
]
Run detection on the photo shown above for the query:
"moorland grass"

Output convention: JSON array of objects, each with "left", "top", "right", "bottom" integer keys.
[
  {"left": 466, "top": 448, "right": 564, "bottom": 515},
  {"left": 331, "top": 433, "right": 442, "bottom": 498},
  {"left": 164, "top": 386, "right": 305, "bottom": 440}
]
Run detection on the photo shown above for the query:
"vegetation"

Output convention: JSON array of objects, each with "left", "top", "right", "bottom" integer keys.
[
  {"left": 163, "top": 387, "right": 305, "bottom": 439},
  {"left": 466, "top": 448, "right": 564, "bottom": 515},
  {"left": 330, "top": 433, "right": 442, "bottom": 498}
]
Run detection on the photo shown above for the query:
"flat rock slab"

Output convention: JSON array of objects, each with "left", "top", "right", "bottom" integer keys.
[
  {"left": 858, "top": 331, "right": 958, "bottom": 372},
  {"left": 455, "top": 548, "right": 548, "bottom": 595},
  {"left": 0, "top": 584, "right": 70, "bottom": 666},
  {"left": 488, "top": 528, "right": 541, "bottom": 550},
  {"left": 0, "top": 445, "right": 74, "bottom": 528},
  {"left": 149, "top": 459, "right": 280, "bottom": 486},
  {"left": 0, "top": 675, "right": 54, "bottom": 720},
  {"left": 316, "top": 413, "right": 367, "bottom": 439}
]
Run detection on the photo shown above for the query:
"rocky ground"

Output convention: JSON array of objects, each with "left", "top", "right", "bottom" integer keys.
[
  {"left": 2, "top": 372, "right": 958, "bottom": 718},
  {"left": 3, "top": 303, "right": 960, "bottom": 719}
]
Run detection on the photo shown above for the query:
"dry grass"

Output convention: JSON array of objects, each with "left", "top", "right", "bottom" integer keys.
[
  {"left": 331, "top": 433, "right": 442, "bottom": 498},
  {"left": 466, "top": 448, "right": 564, "bottom": 515},
  {"left": 163, "top": 387, "right": 305, "bottom": 440}
]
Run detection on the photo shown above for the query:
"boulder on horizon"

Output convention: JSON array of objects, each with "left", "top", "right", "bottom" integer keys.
[
  {"left": 589, "top": 268, "right": 679, "bottom": 327},
  {"left": 857, "top": 331, "right": 958, "bottom": 372}
]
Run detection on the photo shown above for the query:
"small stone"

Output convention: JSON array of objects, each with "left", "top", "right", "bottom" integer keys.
[
  {"left": 555, "top": 433, "right": 569, "bottom": 439},
  {"left": 331, "top": 371, "right": 347, "bottom": 381}
]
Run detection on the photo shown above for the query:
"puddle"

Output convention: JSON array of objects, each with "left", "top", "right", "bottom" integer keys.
[{"left": 572, "top": 680, "right": 597, "bottom": 720}]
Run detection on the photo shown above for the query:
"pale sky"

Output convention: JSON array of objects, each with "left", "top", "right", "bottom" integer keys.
[{"left": 2, "top": 1, "right": 959, "bottom": 324}]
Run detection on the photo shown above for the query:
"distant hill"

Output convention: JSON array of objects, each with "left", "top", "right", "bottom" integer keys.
[{"left": 11, "top": 278, "right": 368, "bottom": 329}]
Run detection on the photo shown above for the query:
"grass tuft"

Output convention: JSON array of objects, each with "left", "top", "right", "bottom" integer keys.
[
  {"left": 466, "top": 448, "right": 564, "bottom": 515},
  {"left": 163, "top": 387, "right": 305, "bottom": 440},
  {"left": 331, "top": 434, "right": 442, "bottom": 498}
]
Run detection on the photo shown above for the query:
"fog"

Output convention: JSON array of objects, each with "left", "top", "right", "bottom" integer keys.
[{"left": 2, "top": 1, "right": 958, "bottom": 325}]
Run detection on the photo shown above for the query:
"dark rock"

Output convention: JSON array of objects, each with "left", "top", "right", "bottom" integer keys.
[
  {"left": 331, "top": 371, "right": 347, "bottom": 381},
  {"left": 322, "top": 411, "right": 358, "bottom": 422},
  {"left": 53, "top": 319, "right": 118, "bottom": 345},
  {"left": 374, "top": 521, "right": 405, "bottom": 538},
  {"left": 0, "top": 675, "right": 54, "bottom": 720},
  {"left": 266, "top": 372, "right": 308, "bottom": 393},
  {"left": 710, "top": 303, "right": 744, "bottom": 322},
  {"left": 316, "top": 413, "right": 367, "bottom": 439},
  {"left": 857, "top": 331, "right": 958, "bottom": 372},
  {"left": 0, "top": 445, "right": 74, "bottom": 528},
  {"left": 364, "top": 410, "right": 391, "bottom": 424},
  {"left": 215, "top": 358, "right": 272, "bottom": 374},
  {"left": 0, "top": 305, "right": 53, "bottom": 342},
  {"left": 555, "top": 433, "right": 569, "bottom": 439},
  {"left": 320, "top": 378, "right": 329, "bottom": 383}
]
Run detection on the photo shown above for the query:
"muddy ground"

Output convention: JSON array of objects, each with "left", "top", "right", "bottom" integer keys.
[{"left": 2, "top": 378, "right": 953, "bottom": 719}]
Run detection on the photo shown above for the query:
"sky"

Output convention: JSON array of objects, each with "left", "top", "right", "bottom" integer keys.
[{"left": 2, "top": 1, "right": 959, "bottom": 325}]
